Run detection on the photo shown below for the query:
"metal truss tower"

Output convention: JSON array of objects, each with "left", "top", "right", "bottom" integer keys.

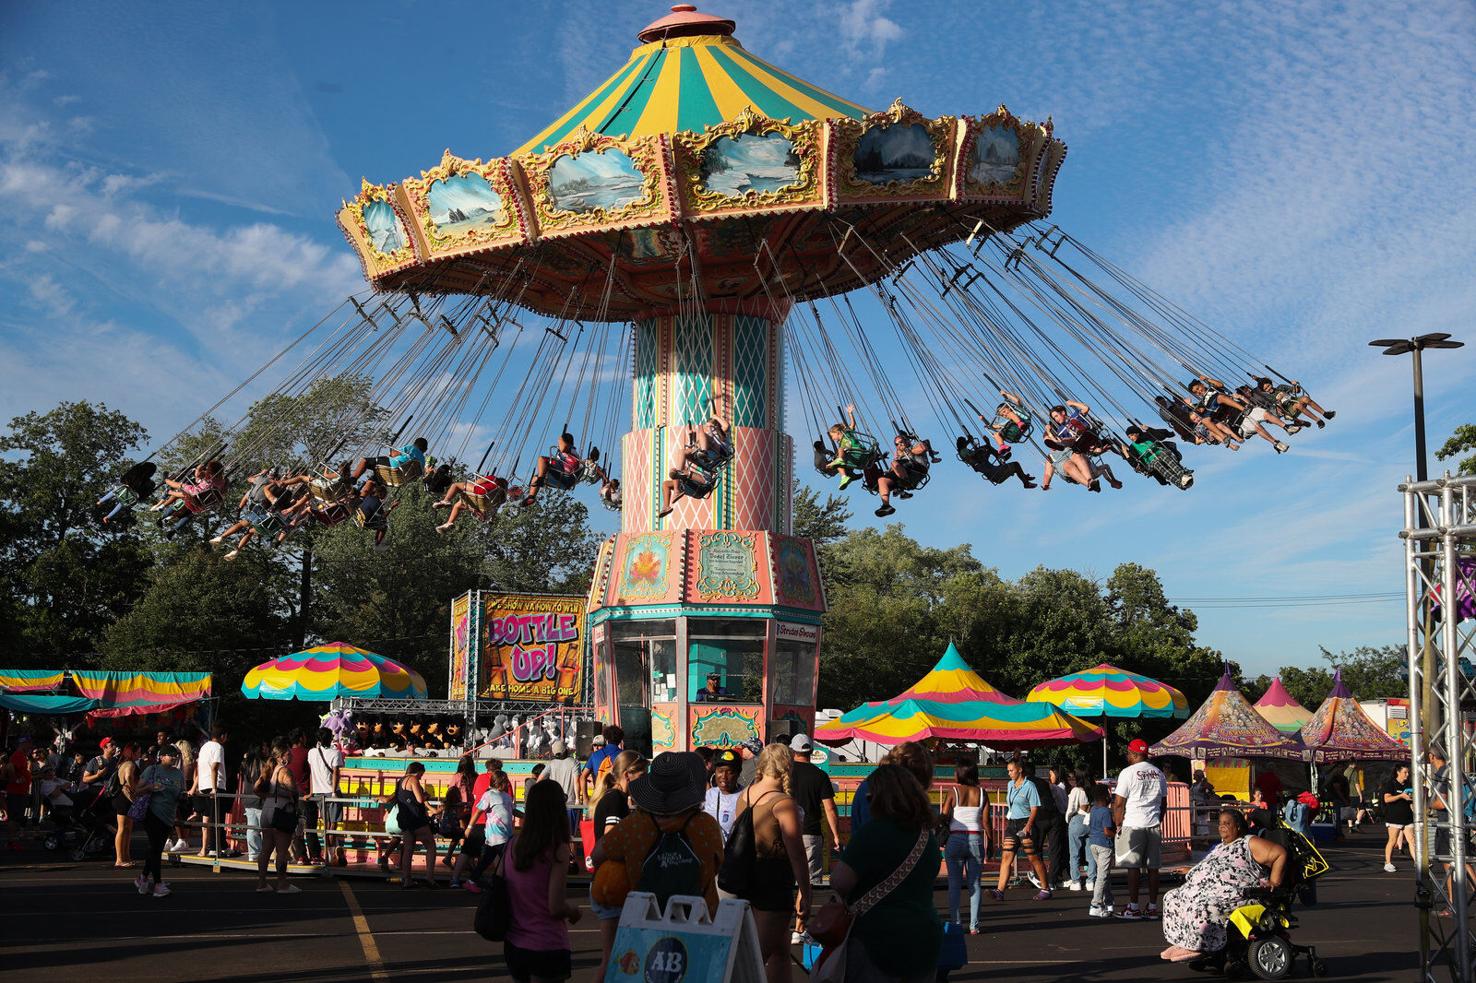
[{"left": 1403, "top": 473, "right": 1476, "bottom": 982}]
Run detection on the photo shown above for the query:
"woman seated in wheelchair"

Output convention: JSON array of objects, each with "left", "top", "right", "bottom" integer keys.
[
  {"left": 873, "top": 433, "right": 931, "bottom": 518},
  {"left": 1159, "top": 807, "right": 1287, "bottom": 964}
]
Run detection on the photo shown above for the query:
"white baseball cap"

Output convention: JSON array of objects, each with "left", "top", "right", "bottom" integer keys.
[{"left": 790, "top": 734, "right": 813, "bottom": 753}]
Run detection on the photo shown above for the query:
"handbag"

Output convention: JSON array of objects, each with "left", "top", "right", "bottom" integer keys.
[
  {"left": 811, "top": 827, "right": 931, "bottom": 983},
  {"left": 472, "top": 849, "right": 512, "bottom": 942},
  {"left": 127, "top": 792, "right": 152, "bottom": 822}
]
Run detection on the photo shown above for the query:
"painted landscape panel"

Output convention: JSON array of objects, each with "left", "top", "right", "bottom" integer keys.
[
  {"left": 427, "top": 172, "right": 505, "bottom": 235},
  {"left": 854, "top": 122, "right": 936, "bottom": 184},
  {"left": 364, "top": 199, "right": 406, "bottom": 253},
  {"left": 970, "top": 125, "right": 1021, "bottom": 186},
  {"left": 549, "top": 149, "right": 645, "bottom": 212},
  {"left": 700, "top": 132, "right": 801, "bottom": 197}
]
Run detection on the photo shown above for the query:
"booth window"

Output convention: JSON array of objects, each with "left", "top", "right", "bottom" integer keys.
[
  {"left": 610, "top": 620, "right": 675, "bottom": 752},
  {"left": 688, "top": 618, "right": 765, "bottom": 704},
  {"left": 772, "top": 637, "right": 817, "bottom": 706}
]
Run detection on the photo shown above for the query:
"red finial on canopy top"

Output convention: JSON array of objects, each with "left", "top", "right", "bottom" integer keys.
[{"left": 637, "top": 4, "right": 736, "bottom": 43}]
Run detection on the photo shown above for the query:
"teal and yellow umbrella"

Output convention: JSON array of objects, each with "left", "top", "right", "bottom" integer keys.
[
  {"left": 514, "top": 6, "right": 871, "bottom": 155},
  {"left": 241, "top": 642, "right": 427, "bottom": 702},
  {"left": 815, "top": 643, "right": 1102, "bottom": 747}
]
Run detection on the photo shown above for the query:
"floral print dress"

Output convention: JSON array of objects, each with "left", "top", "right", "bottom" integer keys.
[{"left": 1162, "top": 835, "right": 1266, "bottom": 952}]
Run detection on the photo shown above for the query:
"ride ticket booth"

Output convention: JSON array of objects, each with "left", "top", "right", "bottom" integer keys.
[{"left": 587, "top": 531, "right": 825, "bottom": 755}]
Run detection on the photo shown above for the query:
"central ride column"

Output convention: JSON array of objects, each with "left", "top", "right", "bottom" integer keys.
[{"left": 585, "top": 309, "right": 826, "bottom": 754}]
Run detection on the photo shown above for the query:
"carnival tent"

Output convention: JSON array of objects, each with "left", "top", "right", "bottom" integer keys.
[
  {"left": 1026, "top": 662, "right": 1189, "bottom": 772},
  {"left": 0, "top": 670, "right": 212, "bottom": 718},
  {"left": 1253, "top": 677, "right": 1314, "bottom": 735},
  {"left": 1150, "top": 669, "right": 1305, "bottom": 760},
  {"left": 814, "top": 643, "right": 1103, "bottom": 747},
  {"left": 242, "top": 642, "right": 428, "bottom": 701},
  {"left": 1300, "top": 670, "right": 1410, "bottom": 763}
]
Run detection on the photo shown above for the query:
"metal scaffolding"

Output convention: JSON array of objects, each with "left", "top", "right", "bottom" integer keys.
[{"left": 1403, "top": 473, "right": 1476, "bottom": 982}]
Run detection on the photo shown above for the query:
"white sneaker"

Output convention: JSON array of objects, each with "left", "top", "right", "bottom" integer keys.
[
  {"left": 1068, "top": 880, "right": 1083, "bottom": 891},
  {"left": 223, "top": 549, "right": 239, "bottom": 561},
  {"left": 1088, "top": 904, "right": 1111, "bottom": 918},
  {"left": 1383, "top": 862, "right": 1396, "bottom": 873},
  {"left": 135, "top": 874, "right": 150, "bottom": 895},
  {"left": 1026, "top": 873, "right": 1043, "bottom": 890},
  {"left": 152, "top": 883, "right": 172, "bottom": 897},
  {"left": 209, "top": 535, "right": 225, "bottom": 547},
  {"left": 790, "top": 931, "right": 804, "bottom": 945}
]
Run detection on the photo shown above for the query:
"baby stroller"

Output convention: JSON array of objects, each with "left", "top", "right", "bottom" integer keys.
[
  {"left": 42, "top": 786, "right": 115, "bottom": 861},
  {"left": 1195, "top": 808, "right": 1330, "bottom": 980}
]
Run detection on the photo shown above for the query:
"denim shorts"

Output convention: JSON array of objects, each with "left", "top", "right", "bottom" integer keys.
[{"left": 590, "top": 897, "right": 623, "bottom": 921}]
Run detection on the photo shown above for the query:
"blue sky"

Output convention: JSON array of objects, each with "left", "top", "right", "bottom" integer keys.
[{"left": 2, "top": 1, "right": 1474, "bottom": 677}]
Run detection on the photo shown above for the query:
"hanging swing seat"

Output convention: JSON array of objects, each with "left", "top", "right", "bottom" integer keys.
[
  {"left": 815, "top": 430, "right": 884, "bottom": 477},
  {"left": 671, "top": 466, "right": 716, "bottom": 500},
  {"left": 355, "top": 503, "right": 389, "bottom": 533},
  {"left": 1127, "top": 437, "right": 1194, "bottom": 490},
  {"left": 375, "top": 459, "right": 424, "bottom": 488}
]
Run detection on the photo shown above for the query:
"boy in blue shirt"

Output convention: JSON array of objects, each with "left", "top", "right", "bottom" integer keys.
[{"left": 1087, "top": 784, "right": 1116, "bottom": 917}]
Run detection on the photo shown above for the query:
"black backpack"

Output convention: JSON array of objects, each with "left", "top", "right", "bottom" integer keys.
[
  {"left": 718, "top": 789, "right": 774, "bottom": 898},
  {"left": 637, "top": 812, "right": 703, "bottom": 911}
]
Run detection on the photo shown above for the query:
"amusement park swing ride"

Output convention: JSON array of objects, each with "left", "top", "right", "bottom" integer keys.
[{"left": 97, "top": 4, "right": 1336, "bottom": 755}]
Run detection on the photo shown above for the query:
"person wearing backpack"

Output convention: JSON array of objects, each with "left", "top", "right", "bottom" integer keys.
[
  {"left": 501, "top": 780, "right": 582, "bottom": 983},
  {"left": 722, "top": 743, "right": 810, "bottom": 983},
  {"left": 591, "top": 751, "right": 724, "bottom": 918}
]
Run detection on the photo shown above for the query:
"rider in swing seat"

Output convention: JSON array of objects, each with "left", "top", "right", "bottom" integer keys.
[
  {"left": 1122, "top": 425, "right": 1194, "bottom": 489},
  {"left": 1040, "top": 402, "right": 1102, "bottom": 493},
  {"left": 96, "top": 462, "right": 158, "bottom": 526},
  {"left": 983, "top": 390, "right": 1034, "bottom": 458},
  {"left": 682, "top": 418, "right": 733, "bottom": 473},
  {"left": 956, "top": 435, "right": 1037, "bottom": 488},
  {"left": 1254, "top": 376, "right": 1334, "bottom": 429},
  {"left": 433, "top": 472, "right": 508, "bottom": 532},
  {"left": 355, "top": 477, "right": 395, "bottom": 546},
  {"left": 658, "top": 462, "right": 716, "bottom": 518},
  {"left": 874, "top": 434, "right": 931, "bottom": 517},
  {"left": 520, "top": 432, "right": 586, "bottom": 506},
  {"left": 211, "top": 467, "right": 290, "bottom": 559},
  {"left": 352, "top": 436, "right": 428, "bottom": 488},
  {"left": 598, "top": 472, "right": 622, "bottom": 510},
  {"left": 156, "top": 460, "right": 228, "bottom": 536},
  {"left": 820, "top": 404, "right": 876, "bottom": 491}
]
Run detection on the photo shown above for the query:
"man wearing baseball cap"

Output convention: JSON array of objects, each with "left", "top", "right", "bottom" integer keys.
[
  {"left": 789, "top": 734, "right": 841, "bottom": 889},
  {"left": 1111, "top": 739, "right": 1167, "bottom": 920}
]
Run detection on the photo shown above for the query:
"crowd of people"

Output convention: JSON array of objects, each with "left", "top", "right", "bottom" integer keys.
[{"left": 3, "top": 720, "right": 1416, "bottom": 982}]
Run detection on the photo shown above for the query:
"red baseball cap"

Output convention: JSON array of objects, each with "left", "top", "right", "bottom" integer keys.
[
  {"left": 1127, "top": 739, "right": 1149, "bottom": 754},
  {"left": 98, "top": 737, "right": 113, "bottom": 749}
]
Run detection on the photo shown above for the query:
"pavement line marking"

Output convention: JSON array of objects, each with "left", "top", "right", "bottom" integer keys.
[{"left": 339, "top": 879, "right": 391, "bottom": 982}]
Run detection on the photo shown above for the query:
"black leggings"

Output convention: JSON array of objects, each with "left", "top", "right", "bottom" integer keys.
[{"left": 143, "top": 812, "right": 169, "bottom": 883}]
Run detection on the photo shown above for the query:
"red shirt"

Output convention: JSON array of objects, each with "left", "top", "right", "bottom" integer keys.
[
  {"left": 472, "top": 770, "right": 495, "bottom": 802},
  {"left": 288, "top": 746, "right": 310, "bottom": 794},
  {"left": 6, "top": 750, "right": 32, "bottom": 795}
]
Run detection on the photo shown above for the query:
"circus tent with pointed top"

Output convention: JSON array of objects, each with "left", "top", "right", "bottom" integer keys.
[
  {"left": 814, "top": 642, "right": 1103, "bottom": 747},
  {"left": 1299, "top": 670, "right": 1411, "bottom": 763},
  {"left": 1150, "top": 669, "right": 1306, "bottom": 760},
  {"left": 1253, "top": 676, "right": 1314, "bottom": 735}
]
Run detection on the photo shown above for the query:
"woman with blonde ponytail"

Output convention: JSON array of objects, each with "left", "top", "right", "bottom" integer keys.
[
  {"left": 730, "top": 743, "right": 809, "bottom": 983},
  {"left": 589, "top": 750, "right": 645, "bottom": 842}
]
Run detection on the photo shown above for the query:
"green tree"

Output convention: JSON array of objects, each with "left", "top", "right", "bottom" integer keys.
[
  {"left": 793, "top": 485, "right": 852, "bottom": 564},
  {"left": 1436, "top": 424, "right": 1476, "bottom": 476},
  {"left": 0, "top": 402, "right": 153, "bottom": 663}
]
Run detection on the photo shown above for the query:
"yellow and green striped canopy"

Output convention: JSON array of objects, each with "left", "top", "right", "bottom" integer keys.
[{"left": 514, "top": 34, "right": 872, "bottom": 157}]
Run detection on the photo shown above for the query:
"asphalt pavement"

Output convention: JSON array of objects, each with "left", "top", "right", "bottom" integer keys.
[{"left": 0, "top": 835, "right": 1422, "bottom": 981}]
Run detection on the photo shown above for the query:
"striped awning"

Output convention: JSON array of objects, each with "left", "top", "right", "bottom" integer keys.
[{"left": 514, "top": 33, "right": 871, "bottom": 156}]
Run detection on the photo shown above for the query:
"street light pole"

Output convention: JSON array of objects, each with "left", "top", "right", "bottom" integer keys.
[{"left": 1370, "top": 332, "right": 1462, "bottom": 480}]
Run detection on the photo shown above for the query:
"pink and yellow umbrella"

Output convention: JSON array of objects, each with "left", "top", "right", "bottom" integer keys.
[
  {"left": 241, "top": 642, "right": 427, "bottom": 701},
  {"left": 1027, "top": 662, "right": 1189, "bottom": 771}
]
